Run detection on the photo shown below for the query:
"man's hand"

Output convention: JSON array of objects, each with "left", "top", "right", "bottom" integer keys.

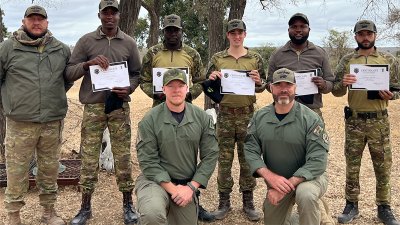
[
  {"left": 83, "top": 55, "right": 109, "bottom": 70},
  {"left": 342, "top": 74, "right": 357, "bottom": 87},
  {"left": 112, "top": 87, "right": 130, "bottom": 98},
  {"left": 248, "top": 70, "right": 263, "bottom": 86},
  {"left": 311, "top": 76, "right": 326, "bottom": 89},
  {"left": 209, "top": 71, "right": 222, "bottom": 81},
  {"left": 265, "top": 172, "right": 295, "bottom": 194},
  {"left": 379, "top": 90, "right": 394, "bottom": 100},
  {"left": 172, "top": 185, "right": 194, "bottom": 207},
  {"left": 267, "top": 189, "right": 286, "bottom": 205}
]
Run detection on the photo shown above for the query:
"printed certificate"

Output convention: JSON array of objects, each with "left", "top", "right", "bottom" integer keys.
[
  {"left": 294, "top": 69, "right": 318, "bottom": 96},
  {"left": 152, "top": 67, "right": 189, "bottom": 93},
  {"left": 220, "top": 69, "right": 255, "bottom": 95},
  {"left": 90, "top": 61, "right": 130, "bottom": 92},
  {"left": 350, "top": 64, "right": 390, "bottom": 90}
]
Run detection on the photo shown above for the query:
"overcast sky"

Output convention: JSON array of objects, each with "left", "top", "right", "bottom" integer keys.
[{"left": 0, "top": 0, "right": 398, "bottom": 48}]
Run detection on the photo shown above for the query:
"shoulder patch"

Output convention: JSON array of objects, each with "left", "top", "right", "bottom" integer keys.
[
  {"left": 313, "top": 125, "right": 323, "bottom": 136},
  {"left": 322, "top": 132, "right": 329, "bottom": 144}
]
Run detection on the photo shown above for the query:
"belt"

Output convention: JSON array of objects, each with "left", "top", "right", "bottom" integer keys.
[
  {"left": 219, "top": 105, "right": 254, "bottom": 114},
  {"left": 353, "top": 109, "right": 388, "bottom": 119}
]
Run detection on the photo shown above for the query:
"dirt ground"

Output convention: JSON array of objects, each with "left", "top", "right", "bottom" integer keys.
[{"left": 1, "top": 80, "right": 400, "bottom": 225}]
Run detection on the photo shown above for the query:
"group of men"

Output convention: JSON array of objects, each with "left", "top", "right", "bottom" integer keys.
[{"left": 1, "top": 0, "right": 400, "bottom": 225}]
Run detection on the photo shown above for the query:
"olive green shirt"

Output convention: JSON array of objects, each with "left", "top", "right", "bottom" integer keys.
[
  {"left": 332, "top": 47, "right": 400, "bottom": 111},
  {"left": 136, "top": 102, "right": 218, "bottom": 188},
  {"left": 206, "top": 48, "right": 267, "bottom": 108},
  {"left": 244, "top": 102, "right": 329, "bottom": 180}
]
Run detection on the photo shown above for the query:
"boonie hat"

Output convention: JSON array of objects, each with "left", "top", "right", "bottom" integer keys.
[
  {"left": 24, "top": 5, "right": 47, "bottom": 18},
  {"left": 163, "top": 14, "right": 182, "bottom": 29},
  {"left": 354, "top": 20, "right": 377, "bottom": 33},
  {"left": 227, "top": 19, "right": 246, "bottom": 32},
  {"left": 288, "top": 13, "right": 309, "bottom": 25},
  {"left": 99, "top": 0, "right": 119, "bottom": 12},
  {"left": 163, "top": 68, "right": 187, "bottom": 86},
  {"left": 272, "top": 68, "right": 296, "bottom": 84}
]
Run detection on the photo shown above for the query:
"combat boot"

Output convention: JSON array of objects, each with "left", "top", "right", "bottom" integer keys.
[
  {"left": 212, "top": 192, "right": 231, "bottom": 220},
  {"left": 198, "top": 204, "right": 216, "bottom": 222},
  {"left": 378, "top": 205, "right": 400, "bottom": 225},
  {"left": 7, "top": 211, "right": 25, "bottom": 225},
  {"left": 41, "top": 206, "right": 65, "bottom": 225},
  {"left": 337, "top": 200, "right": 359, "bottom": 224},
  {"left": 242, "top": 190, "right": 261, "bottom": 221},
  {"left": 122, "top": 191, "right": 138, "bottom": 225},
  {"left": 70, "top": 193, "right": 92, "bottom": 225}
]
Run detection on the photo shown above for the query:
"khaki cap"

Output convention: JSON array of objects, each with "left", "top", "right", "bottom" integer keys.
[
  {"left": 24, "top": 5, "right": 47, "bottom": 18},
  {"left": 99, "top": 0, "right": 119, "bottom": 12},
  {"left": 163, "top": 14, "right": 182, "bottom": 29},
  {"left": 354, "top": 20, "right": 377, "bottom": 33},
  {"left": 227, "top": 19, "right": 246, "bottom": 32},
  {"left": 272, "top": 68, "right": 296, "bottom": 84},
  {"left": 163, "top": 68, "right": 187, "bottom": 86}
]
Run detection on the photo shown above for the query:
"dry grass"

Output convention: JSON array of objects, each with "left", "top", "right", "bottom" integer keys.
[{"left": 1, "top": 81, "right": 400, "bottom": 225}]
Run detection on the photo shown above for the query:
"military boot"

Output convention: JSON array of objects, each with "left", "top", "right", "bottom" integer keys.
[
  {"left": 212, "top": 192, "right": 231, "bottom": 220},
  {"left": 378, "top": 205, "right": 400, "bottom": 225},
  {"left": 122, "top": 191, "right": 138, "bottom": 225},
  {"left": 337, "top": 200, "right": 359, "bottom": 224},
  {"left": 198, "top": 204, "right": 216, "bottom": 222},
  {"left": 7, "top": 211, "right": 25, "bottom": 225},
  {"left": 70, "top": 193, "right": 92, "bottom": 225},
  {"left": 242, "top": 191, "right": 261, "bottom": 221},
  {"left": 41, "top": 206, "right": 65, "bottom": 225}
]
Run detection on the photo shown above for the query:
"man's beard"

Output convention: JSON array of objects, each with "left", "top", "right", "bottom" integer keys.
[
  {"left": 357, "top": 40, "right": 375, "bottom": 49},
  {"left": 273, "top": 93, "right": 295, "bottom": 105},
  {"left": 23, "top": 27, "right": 46, "bottom": 40},
  {"left": 289, "top": 33, "right": 309, "bottom": 45}
]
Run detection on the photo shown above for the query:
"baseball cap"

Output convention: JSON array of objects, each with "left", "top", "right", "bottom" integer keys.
[
  {"left": 272, "top": 68, "right": 296, "bottom": 84},
  {"left": 227, "top": 19, "right": 246, "bottom": 32},
  {"left": 99, "top": 0, "right": 119, "bottom": 12},
  {"left": 288, "top": 13, "right": 309, "bottom": 25},
  {"left": 24, "top": 5, "right": 47, "bottom": 18},
  {"left": 163, "top": 68, "right": 187, "bottom": 86},
  {"left": 162, "top": 14, "right": 182, "bottom": 29},
  {"left": 354, "top": 20, "right": 377, "bottom": 33}
]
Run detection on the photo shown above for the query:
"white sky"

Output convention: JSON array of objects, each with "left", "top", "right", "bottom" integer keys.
[{"left": 0, "top": 0, "right": 398, "bottom": 47}]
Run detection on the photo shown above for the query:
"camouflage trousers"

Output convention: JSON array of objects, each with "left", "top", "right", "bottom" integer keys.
[
  {"left": 4, "top": 118, "right": 63, "bottom": 213},
  {"left": 216, "top": 105, "right": 256, "bottom": 193},
  {"left": 345, "top": 115, "right": 392, "bottom": 205},
  {"left": 79, "top": 103, "right": 134, "bottom": 194}
]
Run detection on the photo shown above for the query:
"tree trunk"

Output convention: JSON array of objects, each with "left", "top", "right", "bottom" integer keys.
[
  {"left": 224, "top": 0, "right": 246, "bottom": 48},
  {"left": 204, "top": 0, "right": 225, "bottom": 110},
  {"left": 119, "top": 0, "right": 141, "bottom": 37},
  {"left": 141, "top": 0, "right": 161, "bottom": 48},
  {"left": 0, "top": 94, "right": 5, "bottom": 163},
  {"left": 0, "top": 8, "right": 4, "bottom": 42}
]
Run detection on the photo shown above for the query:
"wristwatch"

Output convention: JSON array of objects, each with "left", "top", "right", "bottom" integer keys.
[{"left": 187, "top": 182, "right": 198, "bottom": 193}]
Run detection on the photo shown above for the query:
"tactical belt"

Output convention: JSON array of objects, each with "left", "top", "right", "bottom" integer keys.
[
  {"left": 171, "top": 178, "right": 192, "bottom": 185},
  {"left": 219, "top": 104, "right": 254, "bottom": 114},
  {"left": 352, "top": 109, "right": 388, "bottom": 119}
]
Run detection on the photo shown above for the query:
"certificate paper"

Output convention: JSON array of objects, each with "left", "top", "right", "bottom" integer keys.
[
  {"left": 350, "top": 64, "right": 390, "bottom": 91},
  {"left": 152, "top": 67, "right": 189, "bottom": 93},
  {"left": 294, "top": 69, "right": 318, "bottom": 96},
  {"left": 90, "top": 61, "right": 130, "bottom": 92},
  {"left": 220, "top": 69, "right": 255, "bottom": 95}
]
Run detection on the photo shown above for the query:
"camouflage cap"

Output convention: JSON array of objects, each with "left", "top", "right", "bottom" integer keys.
[
  {"left": 227, "top": 19, "right": 246, "bottom": 32},
  {"left": 163, "top": 14, "right": 182, "bottom": 29},
  {"left": 24, "top": 5, "right": 47, "bottom": 18},
  {"left": 288, "top": 13, "right": 309, "bottom": 25},
  {"left": 163, "top": 68, "right": 187, "bottom": 86},
  {"left": 354, "top": 20, "right": 377, "bottom": 33},
  {"left": 272, "top": 68, "right": 296, "bottom": 84},
  {"left": 99, "top": 0, "right": 119, "bottom": 12}
]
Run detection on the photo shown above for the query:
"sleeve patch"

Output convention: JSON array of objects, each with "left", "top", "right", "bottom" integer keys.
[{"left": 313, "top": 125, "right": 323, "bottom": 136}]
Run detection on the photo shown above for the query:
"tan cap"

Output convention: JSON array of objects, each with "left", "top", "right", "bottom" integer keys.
[
  {"left": 99, "top": 0, "right": 119, "bottom": 12},
  {"left": 163, "top": 14, "right": 182, "bottom": 29},
  {"left": 354, "top": 20, "right": 377, "bottom": 33},
  {"left": 227, "top": 19, "right": 246, "bottom": 32},
  {"left": 163, "top": 68, "right": 187, "bottom": 86},
  {"left": 272, "top": 68, "right": 296, "bottom": 84},
  {"left": 288, "top": 13, "right": 309, "bottom": 25},
  {"left": 24, "top": 5, "right": 47, "bottom": 18}
]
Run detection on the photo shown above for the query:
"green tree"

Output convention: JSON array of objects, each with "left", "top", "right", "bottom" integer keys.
[
  {"left": 252, "top": 44, "right": 276, "bottom": 71},
  {"left": 133, "top": 17, "right": 149, "bottom": 49},
  {"left": 323, "top": 29, "right": 353, "bottom": 69}
]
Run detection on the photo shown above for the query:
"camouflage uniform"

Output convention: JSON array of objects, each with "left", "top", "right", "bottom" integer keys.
[
  {"left": 79, "top": 103, "right": 133, "bottom": 193},
  {"left": 206, "top": 49, "right": 267, "bottom": 193},
  {"left": 332, "top": 48, "right": 400, "bottom": 205}
]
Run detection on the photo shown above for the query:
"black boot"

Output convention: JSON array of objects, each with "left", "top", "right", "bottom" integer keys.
[
  {"left": 378, "top": 205, "right": 400, "bottom": 225},
  {"left": 212, "top": 192, "right": 231, "bottom": 220},
  {"left": 337, "top": 200, "right": 359, "bottom": 224},
  {"left": 123, "top": 191, "right": 138, "bottom": 225},
  {"left": 242, "top": 191, "right": 261, "bottom": 221},
  {"left": 198, "top": 204, "right": 216, "bottom": 222},
  {"left": 70, "top": 193, "right": 92, "bottom": 225}
]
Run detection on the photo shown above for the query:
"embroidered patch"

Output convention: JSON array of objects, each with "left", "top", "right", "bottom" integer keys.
[
  {"left": 322, "top": 133, "right": 329, "bottom": 144},
  {"left": 313, "top": 125, "right": 323, "bottom": 136}
]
